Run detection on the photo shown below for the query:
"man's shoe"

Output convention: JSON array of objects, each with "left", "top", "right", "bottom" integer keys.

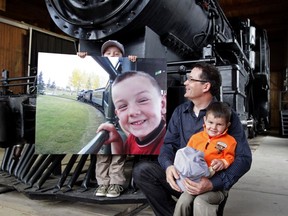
[
  {"left": 106, "top": 184, "right": 124, "bottom": 198},
  {"left": 95, "top": 184, "right": 108, "bottom": 197}
]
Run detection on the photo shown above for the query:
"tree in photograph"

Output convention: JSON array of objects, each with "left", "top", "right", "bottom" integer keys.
[
  {"left": 37, "top": 71, "right": 45, "bottom": 93},
  {"left": 69, "top": 68, "right": 84, "bottom": 92}
]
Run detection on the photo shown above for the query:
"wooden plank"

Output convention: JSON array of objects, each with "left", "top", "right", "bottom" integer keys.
[{"left": 0, "top": 0, "right": 5, "bottom": 11}]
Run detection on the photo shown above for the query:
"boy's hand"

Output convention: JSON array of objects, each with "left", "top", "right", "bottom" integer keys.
[
  {"left": 96, "top": 122, "right": 122, "bottom": 145},
  {"left": 211, "top": 159, "right": 226, "bottom": 171},
  {"left": 77, "top": 52, "right": 88, "bottom": 58},
  {"left": 128, "top": 55, "right": 137, "bottom": 62}
]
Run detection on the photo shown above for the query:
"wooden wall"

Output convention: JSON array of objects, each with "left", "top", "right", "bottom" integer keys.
[
  {"left": 268, "top": 30, "right": 288, "bottom": 130},
  {"left": 0, "top": 21, "right": 29, "bottom": 93},
  {"left": 0, "top": 0, "right": 5, "bottom": 11}
]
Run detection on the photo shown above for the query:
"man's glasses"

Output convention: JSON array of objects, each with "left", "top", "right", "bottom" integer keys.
[{"left": 186, "top": 74, "right": 208, "bottom": 83}]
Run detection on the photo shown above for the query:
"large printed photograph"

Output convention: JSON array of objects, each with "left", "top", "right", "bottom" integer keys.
[{"left": 35, "top": 53, "right": 167, "bottom": 155}]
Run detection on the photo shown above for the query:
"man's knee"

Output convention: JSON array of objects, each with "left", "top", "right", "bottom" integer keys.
[
  {"left": 132, "top": 161, "right": 159, "bottom": 189},
  {"left": 132, "top": 161, "right": 150, "bottom": 181}
]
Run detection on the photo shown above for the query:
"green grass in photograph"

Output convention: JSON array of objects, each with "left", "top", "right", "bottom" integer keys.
[{"left": 35, "top": 95, "right": 105, "bottom": 154}]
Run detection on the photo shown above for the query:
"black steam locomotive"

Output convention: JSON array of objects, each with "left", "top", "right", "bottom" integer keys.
[
  {"left": 45, "top": 0, "right": 270, "bottom": 136},
  {"left": 0, "top": 0, "right": 270, "bottom": 212}
]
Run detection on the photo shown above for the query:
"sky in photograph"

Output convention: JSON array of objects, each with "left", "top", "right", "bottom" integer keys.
[{"left": 37, "top": 52, "right": 112, "bottom": 89}]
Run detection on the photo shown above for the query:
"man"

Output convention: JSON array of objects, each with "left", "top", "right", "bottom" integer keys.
[{"left": 132, "top": 62, "right": 252, "bottom": 216}]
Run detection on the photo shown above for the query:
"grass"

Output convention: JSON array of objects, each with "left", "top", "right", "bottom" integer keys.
[{"left": 35, "top": 95, "right": 105, "bottom": 154}]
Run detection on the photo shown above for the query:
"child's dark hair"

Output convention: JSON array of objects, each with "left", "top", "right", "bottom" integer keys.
[
  {"left": 206, "top": 102, "right": 231, "bottom": 124},
  {"left": 112, "top": 71, "right": 161, "bottom": 94}
]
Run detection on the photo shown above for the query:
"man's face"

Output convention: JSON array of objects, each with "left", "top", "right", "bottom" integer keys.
[
  {"left": 184, "top": 67, "right": 208, "bottom": 100},
  {"left": 112, "top": 76, "right": 166, "bottom": 140},
  {"left": 103, "top": 46, "right": 123, "bottom": 57}
]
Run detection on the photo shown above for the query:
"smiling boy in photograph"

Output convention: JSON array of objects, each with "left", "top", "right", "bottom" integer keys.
[{"left": 97, "top": 71, "right": 166, "bottom": 155}]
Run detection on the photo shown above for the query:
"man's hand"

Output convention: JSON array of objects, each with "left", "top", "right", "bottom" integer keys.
[
  {"left": 166, "top": 165, "right": 181, "bottom": 192},
  {"left": 183, "top": 177, "right": 213, "bottom": 195}
]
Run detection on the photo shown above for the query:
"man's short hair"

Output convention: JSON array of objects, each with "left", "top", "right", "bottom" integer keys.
[{"left": 193, "top": 62, "right": 222, "bottom": 97}]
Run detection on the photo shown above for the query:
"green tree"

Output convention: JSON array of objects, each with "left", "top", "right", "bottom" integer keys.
[
  {"left": 37, "top": 71, "right": 45, "bottom": 92},
  {"left": 92, "top": 74, "right": 101, "bottom": 89},
  {"left": 69, "top": 68, "right": 83, "bottom": 92}
]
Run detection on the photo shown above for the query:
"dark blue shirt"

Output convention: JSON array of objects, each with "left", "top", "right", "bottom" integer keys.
[{"left": 158, "top": 99, "right": 252, "bottom": 190}]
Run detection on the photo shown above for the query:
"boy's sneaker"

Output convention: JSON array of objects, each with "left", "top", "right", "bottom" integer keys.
[
  {"left": 95, "top": 185, "right": 108, "bottom": 197},
  {"left": 106, "top": 184, "right": 124, "bottom": 198}
]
